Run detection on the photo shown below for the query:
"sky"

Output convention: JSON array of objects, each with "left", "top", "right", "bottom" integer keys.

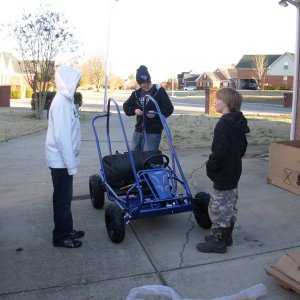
[{"left": 0, "top": 0, "right": 298, "bottom": 81}]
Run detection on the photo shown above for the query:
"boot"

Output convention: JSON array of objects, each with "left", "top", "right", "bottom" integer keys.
[
  {"left": 197, "top": 227, "right": 227, "bottom": 253},
  {"left": 204, "top": 222, "right": 234, "bottom": 246}
]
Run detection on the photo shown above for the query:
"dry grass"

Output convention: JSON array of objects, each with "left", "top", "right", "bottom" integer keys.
[
  {"left": 0, "top": 108, "right": 97, "bottom": 143},
  {"left": 242, "top": 95, "right": 283, "bottom": 105},
  {"left": 0, "top": 108, "right": 292, "bottom": 148},
  {"left": 0, "top": 108, "right": 48, "bottom": 143},
  {"left": 161, "top": 114, "right": 291, "bottom": 150}
]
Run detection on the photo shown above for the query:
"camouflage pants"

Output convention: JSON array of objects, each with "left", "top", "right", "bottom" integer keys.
[{"left": 209, "top": 188, "right": 238, "bottom": 229}]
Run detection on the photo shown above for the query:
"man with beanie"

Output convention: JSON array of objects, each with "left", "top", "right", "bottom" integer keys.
[{"left": 123, "top": 65, "right": 174, "bottom": 151}]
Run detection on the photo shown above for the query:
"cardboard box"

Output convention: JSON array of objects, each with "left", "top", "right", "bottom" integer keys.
[
  {"left": 268, "top": 140, "right": 300, "bottom": 196},
  {"left": 265, "top": 249, "right": 300, "bottom": 294}
]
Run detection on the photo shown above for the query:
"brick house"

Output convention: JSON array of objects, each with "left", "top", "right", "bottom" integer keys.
[
  {"left": 0, "top": 52, "right": 28, "bottom": 86},
  {"left": 236, "top": 52, "right": 294, "bottom": 90},
  {"left": 0, "top": 52, "right": 29, "bottom": 97},
  {"left": 196, "top": 72, "right": 220, "bottom": 89},
  {"left": 214, "top": 68, "right": 237, "bottom": 89},
  {"left": 196, "top": 67, "right": 237, "bottom": 90},
  {"left": 177, "top": 71, "right": 200, "bottom": 90}
]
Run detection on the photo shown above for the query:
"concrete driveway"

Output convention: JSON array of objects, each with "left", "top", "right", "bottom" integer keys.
[{"left": 0, "top": 111, "right": 300, "bottom": 299}]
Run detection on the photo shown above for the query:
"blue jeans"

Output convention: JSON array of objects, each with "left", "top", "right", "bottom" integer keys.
[
  {"left": 131, "top": 131, "right": 162, "bottom": 151},
  {"left": 50, "top": 168, "right": 73, "bottom": 242}
]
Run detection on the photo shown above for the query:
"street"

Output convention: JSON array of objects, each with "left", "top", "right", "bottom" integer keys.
[
  {"left": 9, "top": 90, "right": 292, "bottom": 116},
  {"left": 80, "top": 90, "right": 292, "bottom": 116}
]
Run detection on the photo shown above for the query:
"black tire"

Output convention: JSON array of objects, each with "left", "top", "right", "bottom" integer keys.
[
  {"left": 89, "top": 174, "right": 105, "bottom": 209},
  {"left": 105, "top": 203, "right": 125, "bottom": 243},
  {"left": 193, "top": 192, "right": 212, "bottom": 229}
]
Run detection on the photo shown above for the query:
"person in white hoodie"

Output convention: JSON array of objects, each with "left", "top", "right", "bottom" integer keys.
[{"left": 45, "top": 65, "right": 84, "bottom": 248}]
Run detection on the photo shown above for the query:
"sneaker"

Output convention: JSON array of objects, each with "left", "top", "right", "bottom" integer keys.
[
  {"left": 69, "top": 229, "right": 85, "bottom": 239},
  {"left": 53, "top": 238, "right": 82, "bottom": 248}
]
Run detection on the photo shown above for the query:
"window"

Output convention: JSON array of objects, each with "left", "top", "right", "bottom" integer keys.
[
  {"left": 283, "top": 76, "right": 287, "bottom": 81},
  {"left": 284, "top": 61, "right": 289, "bottom": 70}
]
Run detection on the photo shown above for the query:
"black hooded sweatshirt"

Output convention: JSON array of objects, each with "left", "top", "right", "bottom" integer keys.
[
  {"left": 206, "top": 111, "right": 250, "bottom": 190},
  {"left": 123, "top": 84, "right": 174, "bottom": 134}
]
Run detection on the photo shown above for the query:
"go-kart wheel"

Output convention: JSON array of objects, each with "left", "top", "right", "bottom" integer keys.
[
  {"left": 143, "top": 154, "right": 169, "bottom": 169},
  {"left": 193, "top": 192, "right": 212, "bottom": 229},
  {"left": 89, "top": 174, "right": 105, "bottom": 209},
  {"left": 105, "top": 203, "right": 125, "bottom": 243}
]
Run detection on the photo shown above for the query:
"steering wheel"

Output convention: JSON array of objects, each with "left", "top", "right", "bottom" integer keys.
[{"left": 143, "top": 154, "right": 169, "bottom": 169}]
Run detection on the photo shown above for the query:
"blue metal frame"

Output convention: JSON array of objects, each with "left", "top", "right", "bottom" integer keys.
[{"left": 91, "top": 96, "right": 193, "bottom": 223}]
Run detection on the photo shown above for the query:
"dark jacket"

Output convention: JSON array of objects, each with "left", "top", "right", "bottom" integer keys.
[
  {"left": 123, "top": 84, "right": 174, "bottom": 134},
  {"left": 206, "top": 112, "right": 250, "bottom": 190}
]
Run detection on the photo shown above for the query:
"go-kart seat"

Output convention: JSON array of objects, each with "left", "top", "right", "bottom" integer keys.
[{"left": 102, "top": 150, "right": 162, "bottom": 189}]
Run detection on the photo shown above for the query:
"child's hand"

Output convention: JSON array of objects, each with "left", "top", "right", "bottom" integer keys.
[
  {"left": 134, "top": 109, "right": 143, "bottom": 116},
  {"left": 146, "top": 110, "right": 155, "bottom": 118}
]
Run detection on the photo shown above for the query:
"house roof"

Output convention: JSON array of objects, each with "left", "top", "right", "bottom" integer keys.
[
  {"left": 185, "top": 75, "right": 199, "bottom": 82},
  {"left": 236, "top": 54, "right": 281, "bottom": 69},
  {"left": 284, "top": 52, "right": 295, "bottom": 59},
  {"left": 177, "top": 71, "right": 200, "bottom": 80},
  {"left": 268, "top": 52, "right": 295, "bottom": 69},
  {"left": 0, "top": 52, "right": 21, "bottom": 73},
  {"left": 198, "top": 72, "right": 220, "bottom": 81},
  {"left": 214, "top": 68, "right": 230, "bottom": 79},
  {"left": 228, "top": 68, "right": 237, "bottom": 78},
  {"left": 214, "top": 68, "right": 230, "bottom": 80}
]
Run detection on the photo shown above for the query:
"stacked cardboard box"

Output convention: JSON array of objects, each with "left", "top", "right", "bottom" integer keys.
[{"left": 266, "top": 249, "right": 300, "bottom": 294}]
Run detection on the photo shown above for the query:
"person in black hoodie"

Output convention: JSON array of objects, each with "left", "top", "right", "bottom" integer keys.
[
  {"left": 123, "top": 65, "right": 174, "bottom": 151},
  {"left": 197, "top": 87, "right": 250, "bottom": 254}
]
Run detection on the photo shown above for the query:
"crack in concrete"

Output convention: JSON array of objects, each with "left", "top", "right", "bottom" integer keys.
[
  {"left": 179, "top": 212, "right": 195, "bottom": 268},
  {"left": 176, "top": 167, "right": 202, "bottom": 268},
  {"left": 72, "top": 194, "right": 90, "bottom": 201},
  {"left": 185, "top": 167, "right": 203, "bottom": 192}
]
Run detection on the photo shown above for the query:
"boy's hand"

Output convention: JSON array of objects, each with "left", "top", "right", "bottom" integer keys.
[
  {"left": 134, "top": 109, "right": 143, "bottom": 116},
  {"left": 146, "top": 110, "right": 155, "bottom": 118}
]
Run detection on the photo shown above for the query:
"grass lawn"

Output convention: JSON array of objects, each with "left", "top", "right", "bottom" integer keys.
[
  {"left": 0, "top": 106, "right": 292, "bottom": 148},
  {"left": 161, "top": 113, "right": 291, "bottom": 150}
]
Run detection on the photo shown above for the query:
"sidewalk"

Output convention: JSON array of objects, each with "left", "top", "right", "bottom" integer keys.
[{"left": 0, "top": 113, "right": 299, "bottom": 299}]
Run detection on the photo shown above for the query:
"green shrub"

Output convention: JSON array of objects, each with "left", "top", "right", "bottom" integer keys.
[
  {"left": 264, "top": 85, "right": 289, "bottom": 91},
  {"left": 26, "top": 89, "right": 33, "bottom": 99},
  {"left": 31, "top": 92, "right": 83, "bottom": 110},
  {"left": 11, "top": 90, "right": 22, "bottom": 99}
]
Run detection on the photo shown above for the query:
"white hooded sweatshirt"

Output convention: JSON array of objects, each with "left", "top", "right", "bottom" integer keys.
[{"left": 45, "top": 66, "right": 82, "bottom": 175}]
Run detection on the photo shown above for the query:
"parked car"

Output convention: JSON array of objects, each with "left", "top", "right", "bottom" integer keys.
[
  {"left": 242, "top": 80, "right": 258, "bottom": 90},
  {"left": 184, "top": 86, "right": 197, "bottom": 91}
]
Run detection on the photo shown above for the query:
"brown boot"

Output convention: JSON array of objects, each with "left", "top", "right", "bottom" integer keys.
[
  {"left": 205, "top": 222, "right": 234, "bottom": 246},
  {"left": 197, "top": 227, "right": 227, "bottom": 253}
]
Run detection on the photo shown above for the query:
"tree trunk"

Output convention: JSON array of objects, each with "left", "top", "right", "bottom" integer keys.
[{"left": 39, "top": 92, "right": 47, "bottom": 119}]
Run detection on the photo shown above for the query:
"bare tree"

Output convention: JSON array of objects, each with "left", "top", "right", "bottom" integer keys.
[
  {"left": 251, "top": 55, "right": 268, "bottom": 90},
  {"left": 10, "top": 4, "right": 79, "bottom": 118},
  {"left": 165, "top": 77, "right": 178, "bottom": 90},
  {"left": 126, "top": 74, "right": 138, "bottom": 90},
  {"left": 109, "top": 74, "right": 125, "bottom": 90},
  {"left": 81, "top": 55, "right": 105, "bottom": 91}
]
